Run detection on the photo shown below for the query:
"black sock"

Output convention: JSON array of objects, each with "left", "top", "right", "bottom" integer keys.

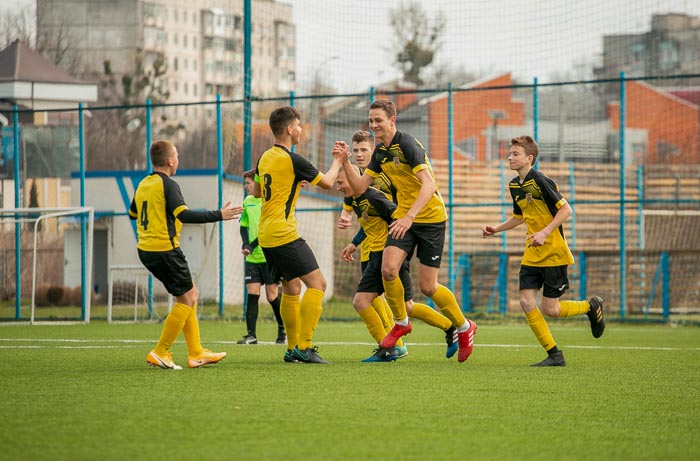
[
  {"left": 245, "top": 294, "right": 259, "bottom": 337},
  {"left": 269, "top": 295, "right": 283, "bottom": 330},
  {"left": 547, "top": 345, "right": 560, "bottom": 356}
]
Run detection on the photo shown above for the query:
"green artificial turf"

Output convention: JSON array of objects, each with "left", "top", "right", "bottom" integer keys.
[{"left": 0, "top": 320, "right": 698, "bottom": 461}]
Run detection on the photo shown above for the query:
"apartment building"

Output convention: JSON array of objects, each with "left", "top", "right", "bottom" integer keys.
[
  {"left": 37, "top": 0, "right": 296, "bottom": 119},
  {"left": 595, "top": 13, "right": 700, "bottom": 81}
]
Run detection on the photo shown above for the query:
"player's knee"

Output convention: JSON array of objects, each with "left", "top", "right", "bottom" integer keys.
[
  {"left": 381, "top": 266, "right": 398, "bottom": 280},
  {"left": 519, "top": 297, "right": 536, "bottom": 312},
  {"left": 418, "top": 281, "right": 437, "bottom": 297},
  {"left": 540, "top": 301, "right": 560, "bottom": 317}
]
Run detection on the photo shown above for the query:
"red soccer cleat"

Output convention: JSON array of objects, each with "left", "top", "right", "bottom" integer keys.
[
  {"left": 457, "top": 320, "right": 477, "bottom": 363},
  {"left": 379, "top": 321, "right": 412, "bottom": 349}
]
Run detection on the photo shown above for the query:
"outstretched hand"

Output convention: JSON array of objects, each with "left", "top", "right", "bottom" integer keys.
[
  {"left": 221, "top": 201, "right": 243, "bottom": 220},
  {"left": 341, "top": 243, "right": 357, "bottom": 262},
  {"left": 482, "top": 225, "right": 498, "bottom": 238}
]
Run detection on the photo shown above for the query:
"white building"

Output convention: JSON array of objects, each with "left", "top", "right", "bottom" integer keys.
[{"left": 37, "top": 0, "right": 296, "bottom": 119}]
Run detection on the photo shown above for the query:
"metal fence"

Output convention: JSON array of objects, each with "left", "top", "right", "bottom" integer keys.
[{"left": 2, "top": 75, "right": 700, "bottom": 322}]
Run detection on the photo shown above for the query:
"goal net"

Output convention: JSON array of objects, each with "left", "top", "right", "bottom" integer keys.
[
  {"left": 0, "top": 207, "right": 94, "bottom": 324},
  {"left": 107, "top": 265, "right": 173, "bottom": 323}
]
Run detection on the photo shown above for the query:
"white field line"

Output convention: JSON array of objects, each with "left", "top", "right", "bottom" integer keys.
[{"left": 0, "top": 338, "right": 698, "bottom": 351}]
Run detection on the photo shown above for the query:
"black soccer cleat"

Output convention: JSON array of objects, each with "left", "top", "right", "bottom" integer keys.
[
  {"left": 361, "top": 347, "right": 400, "bottom": 362},
  {"left": 275, "top": 328, "right": 287, "bottom": 345},
  {"left": 587, "top": 296, "right": 606, "bottom": 339},
  {"left": 283, "top": 350, "right": 300, "bottom": 363},
  {"left": 531, "top": 350, "right": 566, "bottom": 367},
  {"left": 444, "top": 326, "right": 458, "bottom": 359},
  {"left": 291, "top": 346, "right": 330, "bottom": 364},
  {"left": 237, "top": 334, "right": 258, "bottom": 345}
]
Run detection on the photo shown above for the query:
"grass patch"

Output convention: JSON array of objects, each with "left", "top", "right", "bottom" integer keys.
[{"left": 0, "top": 321, "right": 698, "bottom": 460}]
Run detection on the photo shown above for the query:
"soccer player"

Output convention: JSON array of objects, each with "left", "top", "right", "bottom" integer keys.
[
  {"left": 256, "top": 106, "right": 346, "bottom": 364},
  {"left": 237, "top": 169, "right": 286, "bottom": 345},
  {"left": 482, "top": 135, "right": 605, "bottom": 366},
  {"left": 336, "top": 99, "right": 476, "bottom": 363},
  {"left": 130, "top": 140, "right": 243, "bottom": 369},
  {"left": 336, "top": 166, "right": 459, "bottom": 362}
]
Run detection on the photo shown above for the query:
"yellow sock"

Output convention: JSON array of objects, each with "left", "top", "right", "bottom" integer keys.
[
  {"left": 298, "top": 288, "right": 324, "bottom": 350},
  {"left": 372, "top": 297, "right": 391, "bottom": 331},
  {"left": 381, "top": 297, "right": 403, "bottom": 347},
  {"left": 410, "top": 302, "right": 452, "bottom": 330},
  {"left": 559, "top": 300, "right": 591, "bottom": 317},
  {"left": 382, "top": 277, "right": 408, "bottom": 322},
  {"left": 358, "top": 306, "right": 387, "bottom": 344},
  {"left": 280, "top": 293, "right": 300, "bottom": 351},
  {"left": 525, "top": 308, "right": 557, "bottom": 351},
  {"left": 182, "top": 301, "right": 203, "bottom": 356},
  {"left": 431, "top": 284, "right": 467, "bottom": 327},
  {"left": 154, "top": 303, "right": 190, "bottom": 354}
]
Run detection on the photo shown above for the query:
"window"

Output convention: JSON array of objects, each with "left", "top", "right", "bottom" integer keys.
[
  {"left": 173, "top": 57, "right": 178, "bottom": 70},
  {"left": 193, "top": 84, "right": 198, "bottom": 97},
  {"left": 184, "top": 82, "right": 188, "bottom": 95}
]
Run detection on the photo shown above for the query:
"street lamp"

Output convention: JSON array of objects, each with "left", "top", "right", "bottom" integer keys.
[{"left": 311, "top": 56, "right": 339, "bottom": 166}]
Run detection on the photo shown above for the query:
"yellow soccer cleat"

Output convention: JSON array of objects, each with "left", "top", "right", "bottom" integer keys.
[
  {"left": 147, "top": 350, "right": 182, "bottom": 370},
  {"left": 188, "top": 349, "right": 227, "bottom": 368}
]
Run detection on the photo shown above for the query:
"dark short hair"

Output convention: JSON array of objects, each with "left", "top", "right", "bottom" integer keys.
[
  {"left": 269, "top": 106, "right": 301, "bottom": 137},
  {"left": 510, "top": 135, "right": 539, "bottom": 164},
  {"left": 369, "top": 99, "right": 396, "bottom": 118},
  {"left": 242, "top": 169, "right": 256, "bottom": 180},
  {"left": 351, "top": 130, "right": 374, "bottom": 145},
  {"left": 150, "top": 140, "right": 175, "bottom": 167}
]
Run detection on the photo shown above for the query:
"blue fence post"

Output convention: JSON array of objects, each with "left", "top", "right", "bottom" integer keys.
[
  {"left": 661, "top": 251, "right": 669, "bottom": 321},
  {"left": 145, "top": 98, "right": 154, "bottom": 318},
  {"left": 498, "top": 252, "right": 507, "bottom": 315},
  {"left": 619, "top": 71, "right": 627, "bottom": 319},
  {"left": 243, "top": 0, "right": 252, "bottom": 171},
  {"left": 579, "top": 251, "right": 587, "bottom": 300},
  {"left": 533, "top": 77, "right": 539, "bottom": 143},
  {"left": 13, "top": 105, "right": 21, "bottom": 320},
  {"left": 459, "top": 253, "right": 471, "bottom": 312},
  {"left": 79, "top": 103, "right": 87, "bottom": 321},
  {"left": 447, "top": 83, "right": 455, "bottom": 292},
  {"left": 637, "top": 164, "right": 644, "bottom": 249},
  {"left": 216, "top": 94, "right": 225, "bottom": 317},
  {"left": 569, "top": 162, "right": 576, "bottom": 250}
]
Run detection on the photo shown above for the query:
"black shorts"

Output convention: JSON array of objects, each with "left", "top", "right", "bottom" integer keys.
[
  {"left": 356, "top": 251, "right": 413, "bottom": 301},
  {"left": 519, "top": 265, "right": 570, "bottom": 298},
  {"left": 262, "top": 238, "right": 319, "bottom": 282},
  {"left": 385, "top": 221, "right": 446, "bottom": 268},
  {"left": 138, "top": 248, "right": 193, "bottom": 297},
  {"left": 244, "top": 261, "right": 279, "bottom": 285}
]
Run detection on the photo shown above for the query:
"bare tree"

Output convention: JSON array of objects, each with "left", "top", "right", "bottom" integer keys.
[
  {"left": 86, "top": 50, "right": 171, "bottom": 171},
  {"left": 388, "top": 1, "right": 446, "bottom": 86},
  {"left": 0, "top": 5, "right": 34, "bottom": 49}
]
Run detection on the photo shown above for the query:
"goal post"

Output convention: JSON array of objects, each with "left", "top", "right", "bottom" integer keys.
[
  {"left": 107, "top": 265, "right": 173, "bottom": 323},
  {"left": 0, "top": 207, "right": 94, "bottom": 324}
]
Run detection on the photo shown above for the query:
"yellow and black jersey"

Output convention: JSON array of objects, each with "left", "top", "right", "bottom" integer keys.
[
  {"left": 510, "top": 169, "right": 574, "bottom": 267},
  {"left": 371, "top": 172, "right": 396, "bottom": 203},
  {"left": 128, "top": 172, "right": 188, "bottom": 252},
  {"left": 343, "top": 187, "right": 396, "bottom": 255},
  {"left": 256, "top": 144, "right": 323, "bottom": 248},
  {"left": 366, "top": 130, "right": 446, "bottom": 223}
]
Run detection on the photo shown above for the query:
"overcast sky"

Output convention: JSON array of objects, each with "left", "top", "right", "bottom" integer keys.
[
  {"left": 289, "top": 0, "right": 700, "bottom": 92},
  {"left": 4, "top": 0, "right": 700, "bottom": 93}
]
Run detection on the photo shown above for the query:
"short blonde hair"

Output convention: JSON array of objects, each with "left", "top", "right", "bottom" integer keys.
[{"left": 510, "top": 135, "right": 539, "bottom": 164}]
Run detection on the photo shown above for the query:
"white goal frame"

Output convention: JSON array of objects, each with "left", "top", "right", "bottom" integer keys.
[
  {"left": 107, "top": 265, "right": 173, "bottom": 323},
  {"left": 0, "top": 207, "right": 94, "bottom": 324}
]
